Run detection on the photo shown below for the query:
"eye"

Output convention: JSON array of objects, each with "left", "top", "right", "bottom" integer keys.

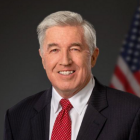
[
  {"left": 70, "top": 47, "right": 80, "bottom": 52},
  {"left": 50, "top": 49, "right": 59, "bottom": 53}
]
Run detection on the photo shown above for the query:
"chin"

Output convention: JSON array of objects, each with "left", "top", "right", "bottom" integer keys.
[{"left": 56, "top": 85, "right": 75, "bottom": 92}]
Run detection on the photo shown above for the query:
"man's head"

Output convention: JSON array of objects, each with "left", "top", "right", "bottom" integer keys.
[
  {"left": 37, "top": 11, "right": 99, "bottom": 98},
  {"left": 37, "top": 11, "right": 96, "bottom": 55}
]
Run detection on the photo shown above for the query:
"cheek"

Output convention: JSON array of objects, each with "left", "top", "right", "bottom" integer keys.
[
  {"left": 73, "top": 52, "right": 91, "bottom": 68},
  {"left": 75, "top": 58, "right": 91, "bottom": 78},
  {"left": 81, "top": 55, "right": 92, "bottom": 70},
  {"left": 44, "top": 57, "right": 59, "bottom": 74}
]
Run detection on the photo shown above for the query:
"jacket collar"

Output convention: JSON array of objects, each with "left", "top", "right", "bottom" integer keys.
[
  {"left": 31, "top": 87, "right": 52, "bottom": 140},
  {"left": 34, "top": 87, "right": 52, "bottom": 112},
  {"left": 89, "top": 77, "right": 108, "bottom": 112},
  {"left": 76, "top": 78, "right": 108, "bottom": 140}
]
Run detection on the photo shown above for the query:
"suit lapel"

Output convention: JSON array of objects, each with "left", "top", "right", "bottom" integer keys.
[
  {"left": 77, "top": 78, "right": 108, "bottom": 140},
  {"left": 31, "top": 88, "right": 52, "bottom": 140}
]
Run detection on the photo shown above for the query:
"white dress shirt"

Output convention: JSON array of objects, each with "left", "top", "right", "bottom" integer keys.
[{"left": 49, "top": 77, "right": 95, "bottom": 140}]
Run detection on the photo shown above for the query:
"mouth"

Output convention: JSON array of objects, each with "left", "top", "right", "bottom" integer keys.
[{"left": 58, "top": 70, "right": 75, "bottom": 75}]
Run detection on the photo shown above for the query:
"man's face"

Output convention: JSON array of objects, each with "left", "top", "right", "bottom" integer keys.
[{"left": 40, "top": 26, "right": 99, "bottom": 98}]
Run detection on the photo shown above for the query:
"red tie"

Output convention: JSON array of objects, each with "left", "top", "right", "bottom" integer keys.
[{"left": 51, "top": 99, "right": 73, "bottom": 140}]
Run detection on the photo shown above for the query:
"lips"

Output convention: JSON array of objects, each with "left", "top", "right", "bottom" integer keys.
[{"left": 58, "top": 70, "right": 75, "bottom": 75}]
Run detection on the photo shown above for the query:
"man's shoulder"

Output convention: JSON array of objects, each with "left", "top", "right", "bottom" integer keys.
[
  {"left": 8, "top": 89, "right": 50, "bottom": 116},
  {"left": 106, "top": 86, "right": 140, "bottom": 109},
  {"left": 94, "top": 77, "right": 140, "bottom": 107}
]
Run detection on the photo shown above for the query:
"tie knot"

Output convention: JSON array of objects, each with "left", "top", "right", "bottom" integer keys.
[{"left": 60, "top": 99, "right": 73, "bottom": 111}]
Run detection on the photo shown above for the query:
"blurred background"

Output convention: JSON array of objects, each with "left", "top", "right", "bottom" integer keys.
[{"left": 0, "top": 0, "right": 139, "bottom": 139}]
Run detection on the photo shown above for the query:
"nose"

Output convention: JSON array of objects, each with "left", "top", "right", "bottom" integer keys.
[{"left": 59, "top": 50, "right": 72, "bottom": 66}]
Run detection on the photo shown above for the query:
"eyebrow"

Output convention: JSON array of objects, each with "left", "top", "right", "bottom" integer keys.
[
  {"left": 48, "top": 43, "right": 58, "bottom": 47},
  {"left": 46, "top": 43, "right": 59, "bottom": 50},
  {"left": 46, "top": 42, "right": 83, "bottom": 50},
  {"left": 69, "top": 43, "right": 83, "bottom": 48}
]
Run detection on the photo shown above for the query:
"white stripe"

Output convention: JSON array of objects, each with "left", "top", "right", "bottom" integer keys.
[
  {"left": 111, "top": 74, "right": 125, "bottom": 91},
  {"left": 117, "top": 56, "right": 140, "bottom": 96}
]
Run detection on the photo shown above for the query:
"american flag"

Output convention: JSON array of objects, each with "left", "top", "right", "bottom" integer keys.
[{"left": 110, "top": 6, "right": 140, "bottom": 97}]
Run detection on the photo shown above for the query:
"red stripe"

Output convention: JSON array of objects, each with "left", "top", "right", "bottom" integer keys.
[
  {"left": 110, "top": 84, "right": 115, "bottom": 88},
  {"left": 134, "top": 71, "right": 140, "bottom": 84},
  {"left": 113, "top": 66, "right": 136, "bottom": 95}
]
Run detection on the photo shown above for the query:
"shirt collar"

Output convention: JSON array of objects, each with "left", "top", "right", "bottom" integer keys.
[
  {"left": 52, "top": 77, "right": 95, "bottom": 115},
  {"left": 52, "top": 88, "right": 62, "bottom": 113}
]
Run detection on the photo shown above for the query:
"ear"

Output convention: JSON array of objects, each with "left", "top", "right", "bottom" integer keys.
[
  {"left": 39, "top": 49, "right": 46, "bottom": 70},
  {"left": 91, "top": 47, "right": 99, "bottom": 68},
  {"left": 39, "top": 49, "right": 42, "bottom": 57}
]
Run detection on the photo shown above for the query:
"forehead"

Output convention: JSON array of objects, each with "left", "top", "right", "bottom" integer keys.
[{"left": 44, "top": 26, "right": 85, "bottom": 42}]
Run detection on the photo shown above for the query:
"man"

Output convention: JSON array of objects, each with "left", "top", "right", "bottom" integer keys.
[{"left": 4, "top": 11, "right": 140, "bottom": 140}]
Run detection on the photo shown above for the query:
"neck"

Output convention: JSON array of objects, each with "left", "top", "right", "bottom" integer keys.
[{"left": 54, "top": 77, "right": 92, "bottom": 99}]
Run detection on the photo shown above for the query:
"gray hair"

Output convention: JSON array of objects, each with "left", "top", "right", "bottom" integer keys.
[{"left": 37, "top": 11, "right": 96, "bottom": 54}]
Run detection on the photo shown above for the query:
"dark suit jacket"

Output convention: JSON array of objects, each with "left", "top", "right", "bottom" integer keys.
[{"left": 4, "top": 79, "right": 140, "bottom": 140}]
